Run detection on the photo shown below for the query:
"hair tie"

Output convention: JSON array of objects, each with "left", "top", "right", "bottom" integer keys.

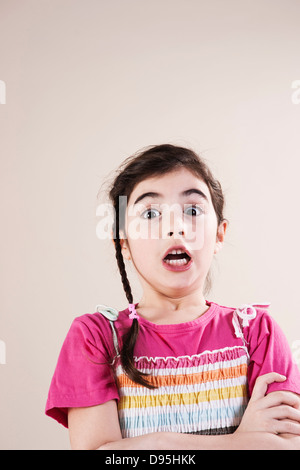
[{"left": 128, "top": 303, "right": 139, "bottom": 320}]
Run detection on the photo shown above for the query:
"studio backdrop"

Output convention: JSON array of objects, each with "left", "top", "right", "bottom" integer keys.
[{"left": 0, "top": 0, "right": 299, "bottom": 449}]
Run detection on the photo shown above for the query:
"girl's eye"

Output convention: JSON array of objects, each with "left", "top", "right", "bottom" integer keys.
[
  {"left": 141, "top": 205, "right": 203, "bottom": 219},
  {"left": 141, "top": 208, "right": 160, "bottom": 219},
  {"left": 184, "top": 205, "right": 203, "bottom": 216}
]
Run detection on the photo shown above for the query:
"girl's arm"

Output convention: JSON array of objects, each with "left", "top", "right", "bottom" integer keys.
[
  {"left": 68, "top": 373, "right": 300, "bottom": 450},
  {"left": 68, "top": 400, "right": 122, "bottom": 450},
  {"left": 99, "top": 430, "right": 294, "bottom": 450}
]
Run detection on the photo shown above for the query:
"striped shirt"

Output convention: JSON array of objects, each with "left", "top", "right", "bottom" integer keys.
[
  {"left": 45, "top": 301, "right": 300, "bottom": 434},
  {"left": 116, "top": 346, "right": 249, "bottom": 437}
]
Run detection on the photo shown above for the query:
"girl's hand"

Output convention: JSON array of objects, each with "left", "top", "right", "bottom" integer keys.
[{"left": 236, "top": 372, "right": 300, "bottom": 436}]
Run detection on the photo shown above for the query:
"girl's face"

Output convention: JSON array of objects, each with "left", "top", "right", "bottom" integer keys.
[{"left": 120, "top": 168, "right": 227, "bottom": 299}]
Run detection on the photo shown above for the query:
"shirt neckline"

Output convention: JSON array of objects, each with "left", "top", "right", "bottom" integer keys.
[{"left": 130, "top": 300, "right": 219, "bottom": 332}]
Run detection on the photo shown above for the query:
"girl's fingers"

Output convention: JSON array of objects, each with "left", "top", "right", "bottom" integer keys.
[
  {"left": 267, "top": 404, "right": 300, "bottom": 423},
  {"left": 250, "top": 373, "right": 286, "bottom": 402},
  {"left": 273, "top": 419, "right": 300, "bottom": 436},
  {"left": 263, "top": 390, "right": 300, "bottom": 410}
]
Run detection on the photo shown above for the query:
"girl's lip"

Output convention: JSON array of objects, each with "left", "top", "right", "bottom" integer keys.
[
  {"left": 162, "top": 244, "right": 192, "bottom": 260},
  {"left": 162, "top": 257, "right": 193, "bottom": 272}
]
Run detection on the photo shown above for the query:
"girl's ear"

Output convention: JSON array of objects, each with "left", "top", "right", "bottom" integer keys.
[
  {"left": 214, "top": 219, "right": 228, "bottom": 255},
  {"left": 111, "top": 229, "right": 131, "bottom": 260}
]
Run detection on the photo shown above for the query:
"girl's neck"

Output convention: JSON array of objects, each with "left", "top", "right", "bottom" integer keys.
[{"left": 136, "top": 292, "right": 209, "bottom": 325}]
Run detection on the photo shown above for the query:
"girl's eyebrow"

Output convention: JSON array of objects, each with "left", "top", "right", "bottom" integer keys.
[{"left": 133, "top": 188, "right": 208, "bottom": 206}]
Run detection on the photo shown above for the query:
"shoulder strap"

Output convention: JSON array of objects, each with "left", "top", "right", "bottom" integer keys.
[
  {"left": 232, "top": 302, "right": 271, "bottom": 339},
  {"left": 95, "top": 304, "right": 120, "bottom": 357}
]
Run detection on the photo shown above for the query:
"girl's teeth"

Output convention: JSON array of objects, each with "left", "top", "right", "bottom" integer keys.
[{"left": 164, "top": 258, "right": 188, "bottom": 265}]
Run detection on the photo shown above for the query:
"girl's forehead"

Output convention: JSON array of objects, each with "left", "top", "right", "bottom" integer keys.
[{"left": 128, "top": 168, "right": 211, "bottom": 205}]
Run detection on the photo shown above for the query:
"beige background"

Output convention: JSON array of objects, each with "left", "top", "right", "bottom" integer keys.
[{"left": 0, "top": 0, "right": 300, "bottom": 450}]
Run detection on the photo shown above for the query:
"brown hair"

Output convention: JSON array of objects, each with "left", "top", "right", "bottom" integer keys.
[{"left": 105, "top": 144, "right": 226, "bottom": 388}]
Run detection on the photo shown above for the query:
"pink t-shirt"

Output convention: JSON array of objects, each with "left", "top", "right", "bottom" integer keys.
[{"left": 45, "top": 301, "right": 300, "bottom": 437}]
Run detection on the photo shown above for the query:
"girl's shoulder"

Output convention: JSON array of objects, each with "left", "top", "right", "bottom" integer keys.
[
  {"left": 211, "top": 300, "right": 271, "bottom": 314},
  {"left": 73, "top": 304, "right": 131, "bottom": 327},
  {"left": 211, "top": 301, "right": 285, "bottom": 351},
  {"left": 206, "top": 300, "right": 272, "bottom": 326},
  {"left": 71, "top": 304, "right": 132, "bottom": 352}
]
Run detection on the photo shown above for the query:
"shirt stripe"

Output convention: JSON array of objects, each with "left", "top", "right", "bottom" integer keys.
[
  {"left": 117, "top": 363, "right": 248, "bottom": 389},
  {"left": 118, "top": 384, "right": 247, "bottom": 410},
  {"left": 116, "top": 346, "right": 250, "bottom": 437}
]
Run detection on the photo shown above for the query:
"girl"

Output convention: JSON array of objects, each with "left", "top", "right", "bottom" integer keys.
[{"left": 45, "top": 144, "right": 300, "bottom": 449}]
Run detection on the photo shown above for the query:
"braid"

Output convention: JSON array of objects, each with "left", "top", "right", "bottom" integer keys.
[
  {"left": 114, "top": 205, "right": 133, "bottom": 304},
  {"left": 114, "top": 204, "right": 156, "bottom": 389}
]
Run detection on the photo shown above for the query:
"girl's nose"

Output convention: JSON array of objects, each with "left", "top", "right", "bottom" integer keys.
[
  {"left": 162, "top": 205, "right": 186, "bottom": 239},
  {"left": 167, "top": 231, "right": 184, "bottom": 237}
]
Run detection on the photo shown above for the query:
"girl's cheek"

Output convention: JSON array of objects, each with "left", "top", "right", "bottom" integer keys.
[
  {"left": 190, "top": 219, "right": 218, "bottom": 252},
  {"left": 126, "top": 214, "right": 156, "bottom": 241},
  {"left": 182, "top": 218, "right": 206, "bottom": 251}
]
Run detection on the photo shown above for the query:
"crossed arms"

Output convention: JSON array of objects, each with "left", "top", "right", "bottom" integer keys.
[{"left": 68, "top": 372, "right": 300, "bottom": 450}]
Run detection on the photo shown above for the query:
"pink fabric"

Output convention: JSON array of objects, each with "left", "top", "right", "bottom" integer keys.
[
  {"left": 45, "top": 316, "right": 120, "bottom": 427},
  {"left": 245, "top": 310, "right": 300, "bottom": 395},
  {"left": 45, "top": 301, "right": 300, "bottom": 427}
]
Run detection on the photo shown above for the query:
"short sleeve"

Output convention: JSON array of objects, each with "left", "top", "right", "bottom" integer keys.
[
  {"left": 45, "top": 314, "right": 119, "bottom": 427},
  {"left": 246, "top": 310, "right": 300, "bottom": 397}
]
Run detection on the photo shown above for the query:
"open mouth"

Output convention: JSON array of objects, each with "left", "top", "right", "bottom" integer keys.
[
  {"left": 163, "top": 250, "right": 191, "bottom": 266},
  {"left": 162, "top": 247, "right": 193, "bottom": 271}
]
